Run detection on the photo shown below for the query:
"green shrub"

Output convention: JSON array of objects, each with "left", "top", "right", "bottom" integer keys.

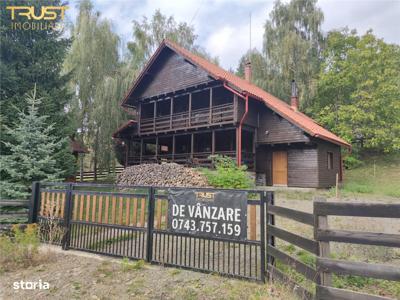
[
  {"left": 0, "top": 224, "right": 40, "bottom": 272},
  {"left": 201, "top": 155, "right": 253, "bottom": 189},
  {"left": 344, "top": 155, "right": 363, "bottom": 169}
]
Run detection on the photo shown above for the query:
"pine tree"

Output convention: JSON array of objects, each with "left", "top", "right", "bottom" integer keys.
[
  {"left": 1, "top": 87, "right": 66, "bottom": 199},
  {"left": 0, "top": 0, "right": 75, "bottom": 178}
]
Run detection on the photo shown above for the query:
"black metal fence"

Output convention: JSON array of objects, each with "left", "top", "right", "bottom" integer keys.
[{"left": 31, "top": 182, "right": 268, "bottom": 282}]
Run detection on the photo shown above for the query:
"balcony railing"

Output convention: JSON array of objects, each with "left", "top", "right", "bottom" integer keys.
[
  {"left": 140, "top": 103, "right": 234, "bottom": 134},
  {"left": 127, "top": 150, "right": 255, "bottom": 169}
]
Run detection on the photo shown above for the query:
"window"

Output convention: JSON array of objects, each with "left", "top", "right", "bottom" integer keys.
[{"left": 327, "top": 152, "right": 334, "bottom": 169}]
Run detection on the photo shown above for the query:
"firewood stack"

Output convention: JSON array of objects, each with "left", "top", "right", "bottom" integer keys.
[{"left": 116, "top": 163, "right": 209, "bottom": 187}]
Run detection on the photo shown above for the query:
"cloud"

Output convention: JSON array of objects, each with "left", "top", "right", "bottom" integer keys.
[
  {"left": 319, "top": 0, "right": 400, "bottom": 44},
  {"left": 65, "top": 0, "right": 400, "bottom": 70}
]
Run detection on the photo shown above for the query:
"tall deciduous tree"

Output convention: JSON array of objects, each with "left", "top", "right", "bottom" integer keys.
[
  {"left": 64, "top": 0, "right": 125, "bottom": 173},
  {"left": 1, "top": 87, "right": 65, "bottom": 198},
  {"left": 262, "top": 0, "right": 324, "bottom": 107},
  {"left": 128, "top": 9, "right": 218, "bottom": 67},
  {"left": 0, "top": 0, "right": 75, "bottom": 177},
  {"left": 236, "top": 49, "right": 268, "bottom": 88},
  {"left": 312, "top": 29, "right": 400, "bottom": 153}
]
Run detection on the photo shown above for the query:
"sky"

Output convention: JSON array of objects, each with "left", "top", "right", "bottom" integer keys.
[{"left": 65, "top": 0, "right": 400, "bottom": 70}]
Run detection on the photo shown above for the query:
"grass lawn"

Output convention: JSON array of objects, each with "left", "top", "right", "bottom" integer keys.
[{"left": 341, "top": 154, "right": 400, "bottom": 198}]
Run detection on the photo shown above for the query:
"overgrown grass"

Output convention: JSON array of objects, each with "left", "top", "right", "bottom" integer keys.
[
  {"left": 0, "top": 224, "right": 41, "bottom": 272},
  {"left": 340, "top": 153, "right": 400, "bottom": 197}
]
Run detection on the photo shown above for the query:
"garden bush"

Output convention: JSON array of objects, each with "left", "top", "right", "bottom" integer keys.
[{"left": 201, "top": 155, "right": 253, "bottom": 189}]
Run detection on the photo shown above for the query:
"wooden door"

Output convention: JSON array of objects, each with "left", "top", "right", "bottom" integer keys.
[{"left": 272, "top": 151, "right": 288, "bottom": 185}]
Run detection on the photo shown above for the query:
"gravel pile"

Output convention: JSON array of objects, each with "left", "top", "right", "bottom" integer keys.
[{"left": 116, "top": 163, "right": 209, "bottom": 187}]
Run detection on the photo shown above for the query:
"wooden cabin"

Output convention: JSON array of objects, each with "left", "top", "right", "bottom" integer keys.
[{"left": 113, "top": 40, "right": 351, "bottom": 188}]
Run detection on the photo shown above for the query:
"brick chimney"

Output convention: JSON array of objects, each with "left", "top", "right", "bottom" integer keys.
[
  {"left": 244, "top": 61, "right": 252, "bottom": 82},
  {"left": 291, "top": 80, "right": 299, "bottom": 111}
]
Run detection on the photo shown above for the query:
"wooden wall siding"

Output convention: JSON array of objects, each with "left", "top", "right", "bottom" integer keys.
[
  {"left": 237, "top": 98, "right": 259, "bottom": 127},
  {"left": 135, "top": 49, "right": 211, "bottom": 101},
  {"left": 317, "top": 140, "right": 341, "bottom": 188},
  {"left": 39, "top": 191, "right": 66, "bottom": 218},
  {"left": 257, "top": 108, "right": 310, "bottom": 144},
  {"left": 288, "top": 148, "right": 319, "bottom": 188},
  {"left": 255, "top": 145, "right": 272, "bottom": 186},
  {"left": 71, "top": 194, "right": 148, "bottom": 227}
]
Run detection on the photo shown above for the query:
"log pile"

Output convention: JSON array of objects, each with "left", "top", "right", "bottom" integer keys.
[{"left": 116, "top": 163, "right": 209, "bottom": 187}]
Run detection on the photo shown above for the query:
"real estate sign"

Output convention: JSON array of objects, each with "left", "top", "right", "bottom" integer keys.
[{"left": 167, "top": 189, "right": 247, "bottom": 240}]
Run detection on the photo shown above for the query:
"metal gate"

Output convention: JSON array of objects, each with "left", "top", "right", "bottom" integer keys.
[{"left": 31, "top": 182, "right": 268, "bottom": 281}]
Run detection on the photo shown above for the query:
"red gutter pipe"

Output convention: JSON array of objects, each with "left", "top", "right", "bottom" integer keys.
[{"left": 223, "top": 81, "right": 249, "bottom": 166}]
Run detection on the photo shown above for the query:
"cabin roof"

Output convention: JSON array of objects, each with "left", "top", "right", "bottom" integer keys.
[
  {"left": 121, "top": 40, "right": 351, "bottom": 149},
  {"left": 70, "top": 138, "right": 88, "bottom": 154},
  {"left": 112, "top": 120, "right": 137, "bottom": 138}
]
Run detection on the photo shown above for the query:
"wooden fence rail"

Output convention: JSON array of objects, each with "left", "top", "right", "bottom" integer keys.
[
  {"left": 0, "top": 199, "right": 30, "bottom": 232},
  {"left": 265, "top": 198, "right": 400, "bottom": 300},
  {"left": 76, "top": 167, "right": 124, "bottom": 182},
  {"left": 313, "top": 201, "right": 400, "bottom": 300}
]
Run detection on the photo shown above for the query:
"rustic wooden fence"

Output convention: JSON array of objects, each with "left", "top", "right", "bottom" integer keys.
[
  {"left": 314, "top": 201, "right": 400, "bottom": 300},
  {"left": 0, "top": 199, "right": 29, "bottom": 232},
  {"left": 75, "top": 166, "right": 124, "bottom": 182},
  {"left": 29, "top": 182, "right": 400, "bottom": 299}
]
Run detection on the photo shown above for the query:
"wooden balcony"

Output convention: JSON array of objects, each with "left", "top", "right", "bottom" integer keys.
[{"left": 140, "top": 103, "right": 234, "bottom": 135}]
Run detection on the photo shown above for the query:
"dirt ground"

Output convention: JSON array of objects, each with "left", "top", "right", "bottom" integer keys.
[{"left": 0, "top": 246, "right": 297, "bottom": 300}]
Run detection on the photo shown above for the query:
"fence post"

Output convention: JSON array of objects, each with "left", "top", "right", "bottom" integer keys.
[
  {"left": 266, "top": 191, "right": 275, "bottom": 273},
  {"left": 314, "top": 197, "right": 332, "bottom": 288},
  {"left": 260, "top": 191, "right": 266, "bottom": 282},
  {"left": 62, "top": 183, "right": 73, "bottom": 250},
  {"left": 28, "top": 181, "right": 40, "bottom": 223},
  {"left": 146, "top": 186, "right": 155, "bottom": 262}
]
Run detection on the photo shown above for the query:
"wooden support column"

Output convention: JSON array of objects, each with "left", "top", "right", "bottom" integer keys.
[
  {"left": 170, "top": 97, "right": 174, "bottom": 129},
  {"left": 140, "top": 139, "right": 143, "bottom": 163},
  {"left": 155, "top": 136, "right": 158, "bottom": 161},
  {"left": 233, "top": 94, "right": 238, "bottom": 123},
  {"left": 188, "top": 93, "right": 192, "bottom": 127},
  {"left": 209, "top": 88, "right": 213, "bottom": 124},
  {"left": 79, "top": 154, "right": 84, "bottom": 182},
  {"left": 236, "top": 127, "right": 240, "bottom": 165},
  {"left": 211, "top": 130, "right": 215, "bottom": 155},
  {"left": 137, "top": 104, "right": 141, "bottom": 134},
  {"left": 191, "top": 133, "right": 194, "bottom": 159},
  {"left": 253, "top": 129, "right": 257, "bottom": 171},
  {"left": 172, "top": 135, "right": 175, "bottom": 161},
  {"left": 314, "top": 197, "right": 332, "bottom": 287},
  {"left": 153, "top": 101, "right": 157, "bottom": 132}
]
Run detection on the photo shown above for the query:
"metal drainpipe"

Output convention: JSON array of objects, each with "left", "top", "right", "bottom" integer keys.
[{"left": 223, "top": 81, "right": 249, "bottom": 166}]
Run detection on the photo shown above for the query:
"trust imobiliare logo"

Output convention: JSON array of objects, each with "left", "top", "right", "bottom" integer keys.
[{"left": 5, "top": 5, "right": 68, "bottom": 30}]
